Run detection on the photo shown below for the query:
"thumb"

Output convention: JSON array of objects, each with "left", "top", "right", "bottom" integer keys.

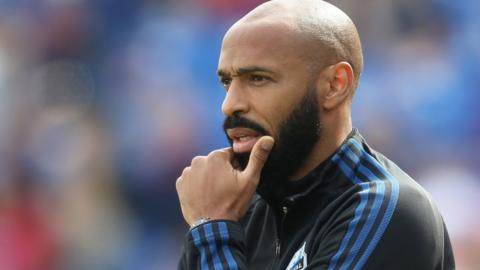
[{"left": 241, "top": 136, "right": 274, "bottom": 180}]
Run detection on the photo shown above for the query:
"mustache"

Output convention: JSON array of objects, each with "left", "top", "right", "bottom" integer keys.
[{"left": 223, "top": 116, "right": 270, "bottom": 137}]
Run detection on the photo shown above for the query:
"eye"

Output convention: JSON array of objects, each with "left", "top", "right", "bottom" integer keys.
[
  {"left": 250, "top": 74, "right": 270, "bottom": 86},
  {"left": 251, "top": 75, "right": 266, "bottom": 81},
  {"left": 220, "top": 77, "right": 232, "bottom": 89}
]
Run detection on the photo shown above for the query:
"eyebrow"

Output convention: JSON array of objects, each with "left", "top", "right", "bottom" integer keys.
[{"left": 217, "top": 66, "right": 274, "bottom": 78}]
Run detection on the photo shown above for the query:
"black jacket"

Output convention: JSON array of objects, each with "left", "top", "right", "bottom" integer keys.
[{"left": 178, "top": 129, "right": 455, "bottom": 270}]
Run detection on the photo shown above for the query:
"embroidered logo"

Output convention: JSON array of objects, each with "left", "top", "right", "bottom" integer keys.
[{"left": 286, "top": 242, "right": 308, "bottom": 270}]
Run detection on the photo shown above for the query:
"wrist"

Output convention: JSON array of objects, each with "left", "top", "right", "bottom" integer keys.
[{"left": 190, "top": 217, "right": 212, "bottom": 228}]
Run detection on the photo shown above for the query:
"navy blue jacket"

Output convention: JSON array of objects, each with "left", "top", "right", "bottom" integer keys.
[{"left": 178, "top": 129, "right": 455, "bottom": 270}]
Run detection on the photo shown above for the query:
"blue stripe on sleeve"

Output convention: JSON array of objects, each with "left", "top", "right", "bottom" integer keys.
[
  {"left": 349, "top": 140, "right": 399, "bottom": 270},
  {"left": 327, "top": 181, "right": 371, "bottom": 270},
  {"left": 343, "top": 143, "right": 361, "bottom": 165},
  {"left": 328, "top": 138, "right": 400, "bottom": 270},
  {"left": 204, "top": 223, "right": 224, "bottom": 270},
  {"left": 191, "top": 227, "right": 210, "bottom": 270},
  {"left": 218, "top": 222, "right": 239, "bottom": 270},
  {"left": 332, "top": 149, "right": 362, "bottom": 184},
  {"left": 338, "top": 181, "right": 385, "bottom": 270}
]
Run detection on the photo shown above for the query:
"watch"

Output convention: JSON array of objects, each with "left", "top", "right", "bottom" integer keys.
[{"left": 190, "top": 217, "right": 212, "bottom": 228}]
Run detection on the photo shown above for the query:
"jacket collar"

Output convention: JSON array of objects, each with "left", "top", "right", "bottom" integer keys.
[{"left": 276, "top": 128, "right": 366, "bottom": 207}]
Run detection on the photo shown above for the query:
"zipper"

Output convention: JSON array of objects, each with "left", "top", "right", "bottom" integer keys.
[
  {"left": 270, "top": 205, "right": 289, "bottom": 270},
  {"left": 275, "top": 239, "right": 281, "bottom": 255}
]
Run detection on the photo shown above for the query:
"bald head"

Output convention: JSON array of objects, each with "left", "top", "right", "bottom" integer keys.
[{"left": 224, "top": 0, "right": 363, "bottom": 89}]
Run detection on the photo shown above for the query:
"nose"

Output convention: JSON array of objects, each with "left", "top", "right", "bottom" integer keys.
[{"left": 221, "top": 81, "right": 249, "bottom": 116}]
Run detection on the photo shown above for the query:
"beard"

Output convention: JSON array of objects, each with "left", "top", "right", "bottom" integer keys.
[{"left": 223, "top": 82, "right": 321, "bottom": 203}]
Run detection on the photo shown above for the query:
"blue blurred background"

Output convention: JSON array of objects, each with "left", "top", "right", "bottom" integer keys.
[{"left": 0, "top": 0, "right": 478, "bottom": 269}]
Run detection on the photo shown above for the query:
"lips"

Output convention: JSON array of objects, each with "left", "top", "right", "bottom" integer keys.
[{"left": 226, "top": 128, "right": 262, "bottom": 153}]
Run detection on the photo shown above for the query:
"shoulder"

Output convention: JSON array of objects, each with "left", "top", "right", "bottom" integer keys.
[
  {"left": 363, "top": 148, "right": 446, "bottom": 241},
  {"left": 374, "top": 150, "right": 442, "bottom": 224},
  {"left": 323, "top": 143, "right": 451, "bottom": 269},
  {"left": 362, "top": 151, "right": 452, "bottom": 269}
]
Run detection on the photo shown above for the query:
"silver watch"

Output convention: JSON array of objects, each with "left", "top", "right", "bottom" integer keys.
[{"left": 190, "top": 217, "right": 212, "bottom": 228}]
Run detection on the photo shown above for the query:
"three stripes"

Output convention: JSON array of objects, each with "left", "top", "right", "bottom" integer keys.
[
  {"left": 191, "top": 221, "right": 239, "bottom": 270},
  {"left": 329, "top": 139, "right": 399, "bottom": 270}
]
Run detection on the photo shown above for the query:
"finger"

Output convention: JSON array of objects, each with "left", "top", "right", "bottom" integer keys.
[
  {"left": 182, "top": 166, "right": 191, "bottom": 176},
  {"left": 215, "top": 147, "right": 240, "bottom": 168},
  {"left": 191, "top": 156, "right": 205, "bottom": 167},
  {"left": 209, "top": 147, "right": 233, "bottom": 158},
  {"left": 241, "top": 136, "right": 274, "bottom": 180},
  {"left": 208, "top": 148, "right": 234, "bottom": 165},
  {"left": 175, "top": 176, "right": 182, "bottom": 189},
  {"left": 216, "top": 147, "right": 233, "bottom": 152}
]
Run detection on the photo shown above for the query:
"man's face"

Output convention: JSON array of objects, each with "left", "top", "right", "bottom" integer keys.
[
  {"left": 223, "top": 83, "right": 321, "bottom": 201},
  {"left": 218, "top": 21, "right": 322, "bottom": 200}
]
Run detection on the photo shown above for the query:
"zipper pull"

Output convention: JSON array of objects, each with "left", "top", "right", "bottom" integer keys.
[
  {"left": 275, "top": 239, "right": 281, "bottom": 255},
  {"left": 282, "top": 206, "right": 288, "bottom": 216}
]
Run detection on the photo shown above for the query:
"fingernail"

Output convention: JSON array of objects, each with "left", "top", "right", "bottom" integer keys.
[{"left": 261, "top": 138, "right": 274, "bottom": 151}]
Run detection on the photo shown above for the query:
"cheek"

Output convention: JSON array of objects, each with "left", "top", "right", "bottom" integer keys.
[{"left": 251, "top": 92, "right": 298, "bottom": 136}]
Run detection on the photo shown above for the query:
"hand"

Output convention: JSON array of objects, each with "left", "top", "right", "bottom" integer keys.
[{"left": 176, "top": 136, "right": 274, "bottom": 226}]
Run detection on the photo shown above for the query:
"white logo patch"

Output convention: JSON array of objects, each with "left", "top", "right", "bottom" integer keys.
[{"left": 286, "top": 242, "right": 308, "bottom": 270}]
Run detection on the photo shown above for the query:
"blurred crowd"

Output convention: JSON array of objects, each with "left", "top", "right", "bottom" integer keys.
[{"left": 0, "top": 0, "right": 478, "bottom": 269}]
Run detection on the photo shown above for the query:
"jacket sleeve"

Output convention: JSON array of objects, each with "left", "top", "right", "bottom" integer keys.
[{"left": 178, "top": 220, "right": 248, "bottom": 270}]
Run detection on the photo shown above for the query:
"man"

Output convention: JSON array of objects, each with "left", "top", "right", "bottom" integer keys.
[{"left": 176, "top": 0, "right": 455, "bottom": 269}]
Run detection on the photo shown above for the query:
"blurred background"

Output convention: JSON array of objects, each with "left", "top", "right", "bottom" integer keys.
[{"left": 0, "top": 0, "right": 478, "bottom": 269}]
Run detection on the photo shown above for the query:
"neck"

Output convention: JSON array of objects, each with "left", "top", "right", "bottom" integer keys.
[{"left": 289, "top": 114, "right": 352, "bottom": 181}]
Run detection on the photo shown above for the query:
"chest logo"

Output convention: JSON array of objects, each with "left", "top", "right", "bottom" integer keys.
[{"left": 286, "top": 242, "right": 308, "bottom": 270}]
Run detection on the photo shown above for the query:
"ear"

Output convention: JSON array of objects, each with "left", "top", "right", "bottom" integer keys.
[{"left": 321, "top": 61, "right": 354, "bottom": 110}]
